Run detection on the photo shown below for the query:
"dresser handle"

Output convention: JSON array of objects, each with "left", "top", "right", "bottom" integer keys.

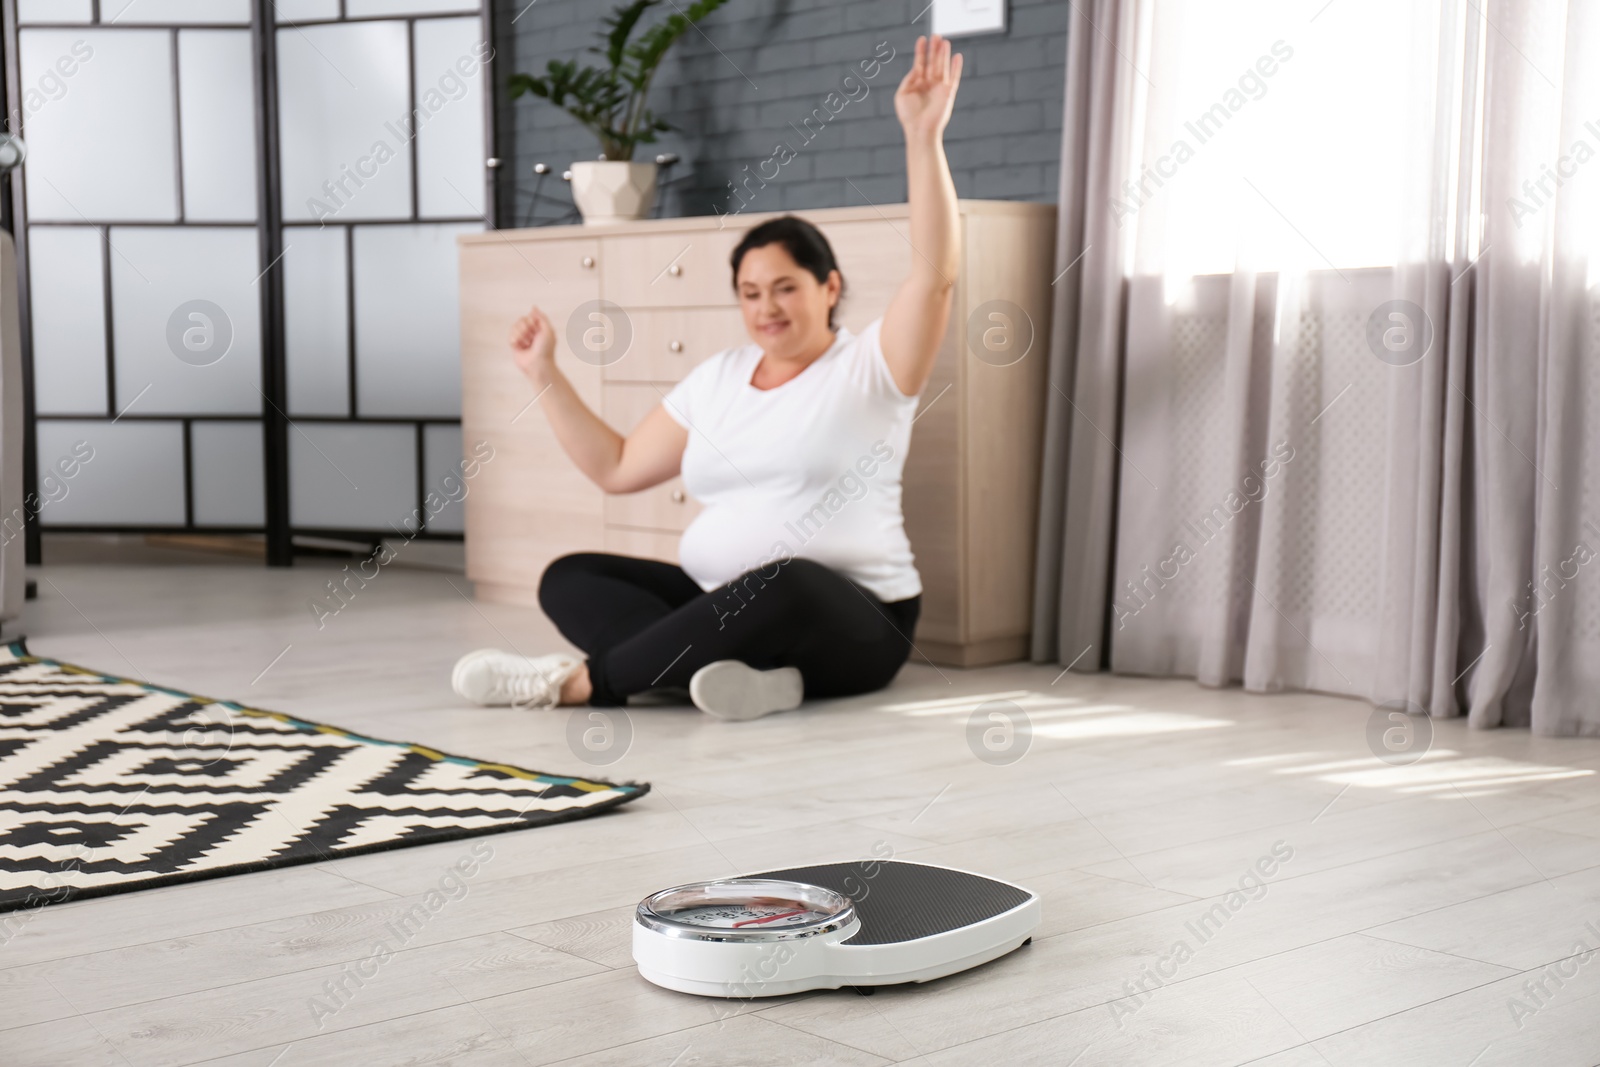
[
  {"left": 667, "top": 264, "right": 682, "bottom": 277},
  {"left": 669, "top": 340, "right": 684, "bottom": 353},
  {"left": 670, "top": 489, "right": 686, "bottom": 503},
  {"left": 581, "top": 255, "right": 595, "bottom": 268}
]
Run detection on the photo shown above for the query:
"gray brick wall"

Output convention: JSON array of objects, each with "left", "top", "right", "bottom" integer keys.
[{"left": 492, "top": 0, "right": 1067, "bottom": 225}]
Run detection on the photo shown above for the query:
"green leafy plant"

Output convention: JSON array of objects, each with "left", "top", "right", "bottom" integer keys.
[{"left": 508, "top": 0, "right": 729, "bottom": 162}]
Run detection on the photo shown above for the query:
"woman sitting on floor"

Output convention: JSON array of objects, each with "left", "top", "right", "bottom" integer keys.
[{"left": 453, "top": 34, "right": 964, "bottom": 721}]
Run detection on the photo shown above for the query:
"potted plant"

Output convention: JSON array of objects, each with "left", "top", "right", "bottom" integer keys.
[{"left": 509, "top": 0, "right": 728, "bottom": 224}]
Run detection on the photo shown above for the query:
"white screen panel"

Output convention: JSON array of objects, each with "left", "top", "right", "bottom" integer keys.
[
  {"left": 413, "top": 16, "right": 486, "bottom": 218},
  {"left": 346, "top": 0, "right": 479, "bottom": 15},
  {"left": 109, "top": 226, "right": 262, "bottom": 416},
  {"left": 101, "top": 0, "right": 249, "bottom": 23},
  {"left": 28, "top": 227, "right": 107, "bottom": 415},
  {"left": 36, "top": 420, "right": 185, "bottom": 526},
  {"left": 422, "top": 423, "right": 464, "bottom": 533},
  {"left": 178, "top": 30, "right": 257, "bottom": 222},
  {"left": 283, "top": 226, "right": 349, "bottom": 416},
  {"left": 191, "top": 421, "right": 265, "bottom": 526},
  {"left": 289, "top": 422, "right": 416, "bottom": 529},
  {"left": 352, "top": 222, "right": 478, "bottom": 417},
  {"left": 278, "top": 22, "right": 413, "bottom": 223},
  {"left": 21, "top": 30, "right": 178, "bottom": 222},
  {"left": 19, "top": 0, "right": 92, "bottom": 22},
  {"left": 273, "top": 0, "right": 341, "bottom": 20}
]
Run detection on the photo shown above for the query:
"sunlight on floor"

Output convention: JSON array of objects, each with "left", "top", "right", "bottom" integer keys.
[
  {"left": 1030, "top": 712, "right": 1233, "bottom": 740},
  {"left": 1262, "top": 748, "right": 1596, "bottom": 798},
  {"left": 879, "top": 691, "right": 1597, "bottom": 796},
  {"left": 877, "top": 690, "right": 1041, "bottom": 714},
  {"left": 875, "top": 690, "right": 1234, "bottom": 739}
]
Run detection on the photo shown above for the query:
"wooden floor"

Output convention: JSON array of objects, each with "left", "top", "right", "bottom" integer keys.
[{"left": 5, "top": 542, "right": 1600, "bottom": 1066}]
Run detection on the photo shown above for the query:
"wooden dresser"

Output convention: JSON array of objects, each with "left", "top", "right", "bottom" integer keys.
[{"left": 457, "top": 200, "right": 1055, "bottom": 666}]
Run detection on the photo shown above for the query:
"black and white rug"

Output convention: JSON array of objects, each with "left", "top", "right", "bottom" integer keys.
[{"left": 0, "top": 641, "right": 649, "bottom": 913}]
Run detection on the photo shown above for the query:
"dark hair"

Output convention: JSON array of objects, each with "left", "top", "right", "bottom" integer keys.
[{"left": 729, "top": 215, "right": 846, "bottom": 329}]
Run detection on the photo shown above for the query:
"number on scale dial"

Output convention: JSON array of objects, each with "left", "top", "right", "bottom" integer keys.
[{"left": 668, "top": 901, "right": 829, "bottom": 929}]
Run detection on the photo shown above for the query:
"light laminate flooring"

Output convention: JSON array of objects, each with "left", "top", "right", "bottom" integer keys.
[{"left": 3, "top": 544, "right": 1600, "bottom": 1066}]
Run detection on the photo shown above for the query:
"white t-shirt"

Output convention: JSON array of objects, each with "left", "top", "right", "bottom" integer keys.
[{"left": 660, "top": 317, "right": 923, "bottom": 603}]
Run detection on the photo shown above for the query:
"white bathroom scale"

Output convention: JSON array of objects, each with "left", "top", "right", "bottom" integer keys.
[{"left": 632, "top": 860, "right": 1040, "bottom": 997}]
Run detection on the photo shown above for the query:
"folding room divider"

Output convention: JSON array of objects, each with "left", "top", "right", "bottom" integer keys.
[{"left": 0, "top": 0, "right": 495, "bottom": 565}]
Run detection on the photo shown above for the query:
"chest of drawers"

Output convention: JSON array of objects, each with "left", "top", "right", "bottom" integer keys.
[{"left": 458, "top": 200, "right": 1055, "bottom": 666}]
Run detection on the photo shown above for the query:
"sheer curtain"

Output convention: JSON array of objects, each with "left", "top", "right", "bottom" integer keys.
[{"left": 1033, "top": 0, "right": 1600, "bottom": 735}]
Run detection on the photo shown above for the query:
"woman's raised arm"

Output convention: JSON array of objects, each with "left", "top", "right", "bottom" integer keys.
[
  {"left": 881, "top": 34, "right": 964, "bottom": 398},
  {"left": 511, "top": 306, "right": 688, "bottom": 494}
]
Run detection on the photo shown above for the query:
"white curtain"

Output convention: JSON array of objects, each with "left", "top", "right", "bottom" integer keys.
[{"left": 1036, "top": 0, "right": 1600, "bottom": 735}]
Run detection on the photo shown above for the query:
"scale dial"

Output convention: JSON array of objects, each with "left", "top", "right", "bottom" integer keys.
[{"left": 637, "top": 878, "right": 855, "bottom": 942}]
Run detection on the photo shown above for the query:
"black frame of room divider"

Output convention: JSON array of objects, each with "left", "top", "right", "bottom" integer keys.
[{"left": 0, "top": 0, "right": 501, "bottom": 567}]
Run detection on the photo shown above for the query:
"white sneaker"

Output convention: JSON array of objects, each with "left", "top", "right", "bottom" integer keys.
[
  {"left": 451, "top": 648, "right": 582, "bottom": 709},
  {"left": 688, "top": 660, "right": 803, "bottom": 721}
]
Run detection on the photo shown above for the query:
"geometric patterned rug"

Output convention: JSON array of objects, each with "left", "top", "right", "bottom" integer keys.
[{"left": 0, "top": 640, "right": 649, "bottom": 914}]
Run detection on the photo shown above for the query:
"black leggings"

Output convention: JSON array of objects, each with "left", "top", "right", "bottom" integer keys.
[{"left": 537, "top": 552, "right": 921, "bottom": 706}]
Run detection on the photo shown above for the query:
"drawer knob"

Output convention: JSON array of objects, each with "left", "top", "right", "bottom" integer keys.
[
  {"left": 667, "top": 264, "right": 682, "bottom": 277},
  {"left": 669, "top": 340, "right": 684, "bottom": 353},
  {"left": 581, "top": 255, "right": 595, "bottom": 268},
  {"left": 671, "top": 489, "right": 686, "bottom": 504}
]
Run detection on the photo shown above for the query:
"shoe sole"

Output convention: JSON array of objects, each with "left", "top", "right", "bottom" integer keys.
[{"left": 689, "top": 661, "right": 803, "bottom": 721}]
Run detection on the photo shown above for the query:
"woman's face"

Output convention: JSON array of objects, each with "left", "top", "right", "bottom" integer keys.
[{"left": 735, "top": 243, "right": 840, "bottom": 359}]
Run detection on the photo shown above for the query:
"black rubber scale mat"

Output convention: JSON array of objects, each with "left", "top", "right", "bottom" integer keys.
[{"left": 751, "top": 860, "right": 1034, "bottom": 945}]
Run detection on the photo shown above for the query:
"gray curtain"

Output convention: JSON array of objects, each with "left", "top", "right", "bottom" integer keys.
[
  {"left": 1029, "top": 0, "right": 1139, "bottom": 671},
  {"left": 1031, "top": 0, "right": 1600, "bottom": 736}
]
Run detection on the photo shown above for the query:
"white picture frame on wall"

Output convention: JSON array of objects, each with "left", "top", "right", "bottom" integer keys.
[{"left": 930, "top": 0, "right": 1007, "bottom": 38}]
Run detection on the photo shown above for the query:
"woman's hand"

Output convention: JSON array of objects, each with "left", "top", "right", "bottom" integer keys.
[
  {"left": 509, "top": 306, "right": 558, "bottom": 387},
  {"left": 882, "top": 34, "right": 962, "bottom": 396},
  {"left": 894, "top": 34, "right": 963, "bottom": 141}
]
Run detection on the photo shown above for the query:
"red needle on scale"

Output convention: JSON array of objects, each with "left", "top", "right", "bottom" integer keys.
[{"left": 733, "top": 910, "right": 808, "bottom": 927}]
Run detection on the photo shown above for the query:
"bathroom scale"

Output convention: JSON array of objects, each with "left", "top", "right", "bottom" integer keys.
[{"left": 632, "top": 860, "right": 1040, "bottom": 997}]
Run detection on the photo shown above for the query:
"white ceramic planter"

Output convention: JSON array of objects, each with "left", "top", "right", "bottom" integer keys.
[{"left": 569, "top": 160, "right": 659, "bottom": 225}]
